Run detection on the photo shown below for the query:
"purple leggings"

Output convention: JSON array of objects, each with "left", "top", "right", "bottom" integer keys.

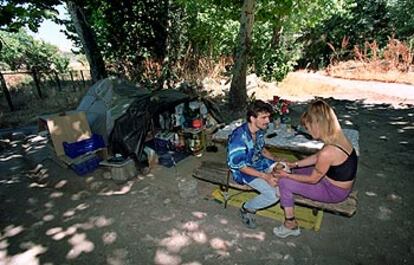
[{"left": 278, "top": 166, "right": 352, "bottom": 208}]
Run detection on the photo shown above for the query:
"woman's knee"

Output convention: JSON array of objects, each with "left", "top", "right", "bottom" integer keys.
[{"left": 278, "top": 177, "right": 291, "bottom": 190}]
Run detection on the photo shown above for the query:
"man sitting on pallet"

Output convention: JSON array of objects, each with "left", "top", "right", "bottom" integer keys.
[{"left": 227, "top": 100, "right": 281, "bottom": 229}]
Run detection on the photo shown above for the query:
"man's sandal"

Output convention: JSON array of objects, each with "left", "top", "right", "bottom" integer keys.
[
  {"left": 273, "top": 217, "right": 301, "bottom": 238},
  {"left": 240, "top": 203, "right": 257, "bottom": 229}
]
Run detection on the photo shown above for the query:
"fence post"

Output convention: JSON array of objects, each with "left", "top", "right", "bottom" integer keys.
[
  {"left": 0, "top": 71, "right": 14, "bottom": 111},
  {"left": 54, "top": 71, "right": 62, "bottom": 91},
  {"left": 80, "top": 70, "right": 86, "bottom": 88},
  {"left": 31, "top": 67, "right": 43, "bottom": 98},
  {"left": 69, "top": 70, "right": 77, "bottom": 91}
]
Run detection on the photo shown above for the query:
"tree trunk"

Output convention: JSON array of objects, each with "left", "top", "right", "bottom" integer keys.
[
  {"left": 271, "top": 25, "right": 283, "bottom": 49},
  {"left": 66, "top": 1, "right": 106, "bottom": 83},
  {"left": 229, "top": 0, "right": 255, "bottom": 111},
  {"left": 0, "top": 72, "right": 14, "bottom": 111}
]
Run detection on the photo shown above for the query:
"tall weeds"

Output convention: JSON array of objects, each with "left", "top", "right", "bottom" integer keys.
[{"left": 326, "top": 37, "right": 414, "bottom": 84}]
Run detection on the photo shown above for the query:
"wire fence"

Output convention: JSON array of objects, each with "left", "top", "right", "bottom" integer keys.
[{"left": 0, "top": 69, "right": 92, "bottom": 111}]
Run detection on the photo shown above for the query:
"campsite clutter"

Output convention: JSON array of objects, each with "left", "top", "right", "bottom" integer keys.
[{"left": 38, "top": 77, "right": 222, "bottom": 181}]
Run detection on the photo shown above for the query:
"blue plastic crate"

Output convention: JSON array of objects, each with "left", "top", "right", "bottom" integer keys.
[
  {"left": 71, "top": 156, "right": 102, "bottom": 176},
  {"left": 63, "top": 134, "right": 105, "bottom": 159}
]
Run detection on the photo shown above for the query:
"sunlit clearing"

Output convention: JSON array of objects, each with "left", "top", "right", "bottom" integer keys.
[
  {"left": 63, "top": 210, "right": 75, "bottom": 218},
  {"left": 209, "top": 237, "right": 231, "bottom": 250},
  {"left": 219, "top": 218, "right": 228, "bottom": 225},
  {"left": 99, "top": 181, "right": 134, "bottom": 196},
  {"left": 159, "top": 232, "right": 191, "bottom": 253},
  {"left": 102, "top": 232, "right": 117, "bottom": 245},
  {"left": 52, "top": 232, "right": 66, "bottom": 241},
  {"left": 154, "top": 249, "right": 181, "bottom": 265},
  {"left": 46, "top": 227, "right": 63, "bottom": 236},
  {"left": 287, "top": 242, "right": 297, "bottom": 248},
  {"left": 0, "top": 176, "right": 21, "bottom": 185},
  {"left": 242, "top": 231, "right": 266, "bottom": 241},
  {"left": 0, "top": 154, "right": 23, "bottom": 162},
  {"left": 66, "top": 233, "right": 95, "bottom": 259},
  {"left": 75, "top": 203, "right": 89, "bottom": 211},
  {"left": 55, "top": 180, "right": 68, "bottom": 189},
  {"left": 29, "top": 183, "right": 47, "bottom": 188},
  {"left": 181, "top": 221, "right": 199, "bottom": 232},
  {"left": 28, "top": 135, "right": 47, "bottom": 143},
  {"left": 188, "top": 231, "right": 208, "bottom": 244},
  {"left": 93, "top": 216, "right": 113, "bottom": 227},
  {"left": 33, "top": 145, "right": 46, "bottom": 150},
  {"left": 71, "top": 191, "right": 89, "bottom": 201},
  {"left": 390, "top": 121, "right": 408, "bottom": 125},
  {"left": 29, "top": 164, "right": 43, "bottom": 173},
  {"left": 191, "top": 212, "right": 207, "bottom": 219},
  {"left": 24, "top": 146, "right": 33, "bottom": 152},
  {"left": 42, "top": 215, "right": 54, "bottom": 222},
  {"left": 365, "top": 191, "right": 377, "bottom": 197},
  {"left": 344, "top": 120, "right": 353, "bottom": 125},
  {"left": 44, "top": 202, "right": 54, "bottom": 209},
  {"left": 0, "top": 239, "right": 9, "bottom": 249},
  {"left": 4, "top": 225, "right": 24, "bottom": 238},
  {"left": 0, "top": 244, "right": 47, "bottom": 265},
  {"left": 182, "top": 262, "right": 202, "bottom": 265},
  {"left": 50, "top": 192, "right": 64, "bottom": 198}
]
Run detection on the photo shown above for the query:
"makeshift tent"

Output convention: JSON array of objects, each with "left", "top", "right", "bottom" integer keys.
[
  {"left": 76, "top": 77, "right": 149, "bottom": 143},
  {"left": 76, "top": 77, "right": 202, "bottom": 163}
]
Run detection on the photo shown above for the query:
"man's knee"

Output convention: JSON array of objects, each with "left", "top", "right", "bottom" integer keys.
[{"left": 263, "top": 189, "right": 279, "bottom": 203}]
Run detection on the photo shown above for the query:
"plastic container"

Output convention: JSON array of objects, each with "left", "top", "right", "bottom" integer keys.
[
  {"left": 154, "top": 138, "right": 171, "bottom": 154},
  {"left": 63, "top": 134, "right": 105, "bottom": 159},
  {"left": 158, "top": 153, "right": 175, "bottom": 168},
  {"left": 71, "top": 156, "right": 102, "bottom": 176}
]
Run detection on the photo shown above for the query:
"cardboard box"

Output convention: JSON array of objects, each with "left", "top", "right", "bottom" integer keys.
[{"left": 38, "top": 111, "right": 92, "bottom": 157}]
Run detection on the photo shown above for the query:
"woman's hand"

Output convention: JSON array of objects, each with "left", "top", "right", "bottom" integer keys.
[
  {"left": 286, "top": 161, "right": 298, "bottom": 169},
  {"left": 263, "top": 172, "right": 278, "bottom": 187},
  {"left": 273, "top": 169, "right": 289, "bottom": 178}
]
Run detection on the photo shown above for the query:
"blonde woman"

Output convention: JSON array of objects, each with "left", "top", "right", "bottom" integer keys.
[{"left": 273, "top": 100, "right": 358, "bottom": 238}]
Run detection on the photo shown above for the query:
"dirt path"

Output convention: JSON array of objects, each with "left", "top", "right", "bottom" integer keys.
[{"left": 277, "top": 71, "right": 414, "bottom": 107}]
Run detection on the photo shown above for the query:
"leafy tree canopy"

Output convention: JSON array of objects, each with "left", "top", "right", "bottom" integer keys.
[
  {"left": 0, "top": 0, "right": 60, "bottom": 32},
  {"left": 0, "top": 29, "right": 69, "bottom": 72}
]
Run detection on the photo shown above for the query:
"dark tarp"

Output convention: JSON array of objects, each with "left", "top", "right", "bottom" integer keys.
[{"left": 109, "top": 89, "right": 191, "bottom": 162}]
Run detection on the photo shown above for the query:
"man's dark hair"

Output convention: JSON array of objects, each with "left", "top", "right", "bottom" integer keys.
[{"left": 246, "top": 100, "right": 273, "bottom": 122}]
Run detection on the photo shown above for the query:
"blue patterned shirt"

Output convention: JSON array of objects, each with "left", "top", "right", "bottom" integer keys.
[{"left": 227, "top": 122, "right": 274, "bottom": 184}]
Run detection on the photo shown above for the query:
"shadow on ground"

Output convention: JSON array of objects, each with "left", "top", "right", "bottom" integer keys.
[{"left": 1, "top": 98, "right": 413, "bottom": 265}]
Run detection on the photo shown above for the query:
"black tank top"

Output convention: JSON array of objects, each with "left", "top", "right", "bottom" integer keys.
[{"left": 326, "top": 144, "right": 358, "bottom": 182}]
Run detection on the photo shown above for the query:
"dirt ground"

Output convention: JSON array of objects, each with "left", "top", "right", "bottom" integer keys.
[{"left": 1, "top": 72, "right": 414, "bottom": 265}]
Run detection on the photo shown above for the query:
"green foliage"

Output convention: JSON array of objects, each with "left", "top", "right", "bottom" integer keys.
[
  {"left": 0, "top": 0, "right": 61, "bottom": 32},
  {"left": 252, "top": 0, "right": 344, "bottom": 81},
  {"left": 299, "top": 0, "right": 414, "bottom": 69},
  {"left": 0, "top": 29, "right": 69, "bottom": 72}
]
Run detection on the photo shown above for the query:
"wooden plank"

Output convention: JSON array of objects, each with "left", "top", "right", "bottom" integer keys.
[
  {"left": 193, "top": 160, "right": 358, "bottom": 216},
  {"left": 294, "top": 191, "right": 358, "bottom": 217}
]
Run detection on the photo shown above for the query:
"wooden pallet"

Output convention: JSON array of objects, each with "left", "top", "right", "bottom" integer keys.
[{"left": 193, "top": 160, "right": 358, "bottom": 217}]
